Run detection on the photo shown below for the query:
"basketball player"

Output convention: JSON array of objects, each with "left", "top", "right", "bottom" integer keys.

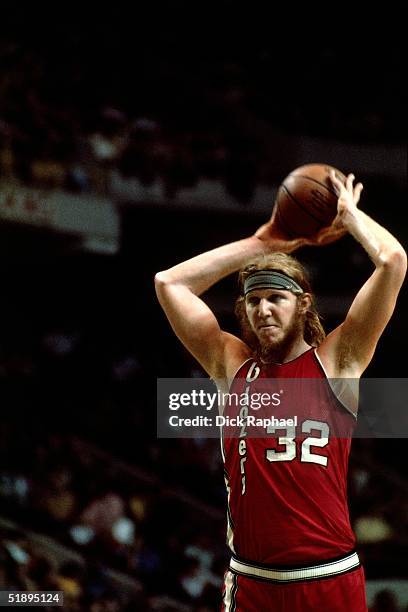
[{"left": 154, "top": 171, "right": 406, "bottom": 611}]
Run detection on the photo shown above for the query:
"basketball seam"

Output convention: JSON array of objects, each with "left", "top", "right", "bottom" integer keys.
[
  {"left": 281, "top": 184, "right": 327, "bottom": 225},
  {"left": 288, "top": 174, "right": 338, "bottom": 198}
]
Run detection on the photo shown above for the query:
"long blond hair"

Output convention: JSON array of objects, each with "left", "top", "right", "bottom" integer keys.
[{"left": 234, "top": 252, "right": 325, "bottom": 349}]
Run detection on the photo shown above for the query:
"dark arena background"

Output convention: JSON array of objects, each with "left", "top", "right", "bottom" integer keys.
[{"left": 0, "top": 3, "right": 406, "bottom": 611}]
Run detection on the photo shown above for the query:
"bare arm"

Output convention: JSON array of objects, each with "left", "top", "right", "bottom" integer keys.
[
  {"left": 155, "top": 236, "right": 263, "bottom": 380},
  {"left": 155, "top": 214, "right": 343, "bottom": 380},
  {"left": 318, "top": 173, "right": 407, "bottom": 377}
]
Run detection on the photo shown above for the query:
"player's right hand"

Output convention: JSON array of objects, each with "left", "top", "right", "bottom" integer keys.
[{"left": 255, "top": 213, "right": 346, "bottom": 253}]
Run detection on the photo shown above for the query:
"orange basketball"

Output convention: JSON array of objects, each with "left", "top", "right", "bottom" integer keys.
[{"left": 275, "top": 163, "right": 346, "bottom": 238}]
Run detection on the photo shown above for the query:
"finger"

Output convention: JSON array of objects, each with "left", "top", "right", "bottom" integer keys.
[
  {"left": 354, "top": 182, "right": 363, "bottom": 204},
  {"left": 318, "top": 223, "right": 344, "bottom": 237},
  {"left": 315, "top": 223, "right": 342, "bottom": 240},
  {"left": 329, "top": 171, "right": 344, "bottom": 198},
  {"left": 293, "top": 237, "right": 310, "bottom": 248},
  {"left": 329, "top": 169, "right": 342, "bottom": 187},
  {"left": 285, "top": 236, "right": 312, "bottom": 251},
  {"left": 304, "top": 227, "right": 346, "bottom": 248},
  {"left": 316, "top": 224, "right": 333, "bottom": 237},
  {"left": 270, "top": 206, "right": 278, "bottom": 222},
  {"left": 318, "top": 227, "right": 347, "bottom": 245},
  {"left": 346, "top": 173, "right": 355, "bottom": 192}
]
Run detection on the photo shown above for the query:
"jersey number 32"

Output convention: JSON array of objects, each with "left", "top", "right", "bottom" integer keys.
[{"left": 266, "top": 420, "right": 329, "bottom": 467}]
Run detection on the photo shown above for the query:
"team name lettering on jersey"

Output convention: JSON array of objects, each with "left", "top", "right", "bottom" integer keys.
[{"left": 238, "top": 362, "right": 261, "bottom": 494}]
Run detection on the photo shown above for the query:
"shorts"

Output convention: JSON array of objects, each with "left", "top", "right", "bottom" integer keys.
[{"left": 221, "top": 552, "right": 367, "bottom": 612}]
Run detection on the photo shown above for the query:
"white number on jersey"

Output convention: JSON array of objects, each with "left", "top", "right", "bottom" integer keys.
[{"left": 266, "top": 420, "right": 329, "bottom": 467}]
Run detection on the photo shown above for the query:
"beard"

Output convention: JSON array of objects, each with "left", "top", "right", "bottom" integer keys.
[{"left": 256, "top": 305, "right": 305, "bottom": 364}]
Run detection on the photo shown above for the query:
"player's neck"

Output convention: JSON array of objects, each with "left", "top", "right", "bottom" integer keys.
[
  {"left": 258, "top": 338, "right": 311, "bottom": 365},
  {"left": 281, "top": 339, "right": 312, "bottom": 363}
]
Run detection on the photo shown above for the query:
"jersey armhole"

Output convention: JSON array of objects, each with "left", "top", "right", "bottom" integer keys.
[
  {"left": 211, "top": 357, "right": 255, "bottom": 416},
  {"left": 314, "top": 349, "right": 359, "bottom": 419},
  {"left": 211, "top": 357, "right": 254, "bottom": 391},
  {"left": 227, "top": 358, "right": 254, "bottom": 391}
]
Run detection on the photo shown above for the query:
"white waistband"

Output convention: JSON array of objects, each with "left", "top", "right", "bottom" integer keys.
[{"left": 230, "top": 551, "right": 360, "bottom": 583}]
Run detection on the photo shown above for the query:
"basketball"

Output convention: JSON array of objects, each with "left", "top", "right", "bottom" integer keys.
[{"left": 275, "top": 163, "right": 346, "bottom": 238}]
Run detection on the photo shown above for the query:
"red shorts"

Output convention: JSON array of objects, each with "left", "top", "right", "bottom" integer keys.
[{"left": 221, "top": 564, "right": 367, "bottom": 612}]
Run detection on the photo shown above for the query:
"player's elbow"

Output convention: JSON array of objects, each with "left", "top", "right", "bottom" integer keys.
[
  {"left": 154, "top": 270, "right": 167, "bottom": 286},
  {"left": 154, "top": 270, "right": 181, "bottom": 300},
  {"left": 381, "top": 247, "right": 407, "bottom": 280},
  {"left": 389, "top": 246, "right": 407, "bottom": 272},
  {"left": 154, "top": 270, "right": 170, "bottom": 294}
]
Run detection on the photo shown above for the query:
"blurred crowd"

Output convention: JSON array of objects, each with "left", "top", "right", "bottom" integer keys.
[
  {"left": 0, "top": 8, "right": 404, "bottom": 205},
  {"left": 0, "top": 314, "right": 226, "bottom": 611}
]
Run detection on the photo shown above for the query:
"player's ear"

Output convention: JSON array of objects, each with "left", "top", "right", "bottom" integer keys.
[{"left": 298, "top": 293, "right": 312, "bottom": 314}]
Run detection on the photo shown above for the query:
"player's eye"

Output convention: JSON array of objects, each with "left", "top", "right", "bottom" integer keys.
[{"left": 247, "top": 297, "right": 259, "bottom": 306}]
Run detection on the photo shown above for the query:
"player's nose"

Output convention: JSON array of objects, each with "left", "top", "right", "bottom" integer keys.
[{"left": 258, "top": 298, "right": 271, "bottom": 316}]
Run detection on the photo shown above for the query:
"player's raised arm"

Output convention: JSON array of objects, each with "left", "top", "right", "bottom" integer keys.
[
  {"left": 154, "top": 216, "right": 321, "bottom": 380},
  {"left": 318, "top": 172, "right": 407, "bottom": 377}
]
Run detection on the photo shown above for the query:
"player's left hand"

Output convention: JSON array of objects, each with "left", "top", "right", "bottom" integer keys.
[{"left": 329, "top": 171, "right": 364, "bottom": 230}]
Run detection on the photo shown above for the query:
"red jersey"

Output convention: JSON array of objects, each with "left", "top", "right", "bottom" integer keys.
[{"left": 221, "top": 348, "right": 357, "bottom": 565}]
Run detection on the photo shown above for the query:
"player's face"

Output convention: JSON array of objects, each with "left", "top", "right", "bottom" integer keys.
[{"left": 245, "top": 289, "right": 302, "bottom": 348}]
